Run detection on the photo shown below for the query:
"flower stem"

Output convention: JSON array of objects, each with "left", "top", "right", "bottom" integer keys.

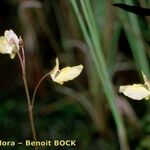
[
  {"left": 31, "top": 72, "right": 50, "bottom": 107},
  {"left": 22, "top": 72, "right": 37, "bottom": 142},
  {"left": 17, "top": 50, "right": 38, "bottom": 150}
]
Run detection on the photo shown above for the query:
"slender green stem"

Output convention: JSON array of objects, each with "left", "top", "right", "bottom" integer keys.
[
  {"left": 113, "top": 0, "right": 149, "bottom": 76},
  {"left": 70, "top": 1, "right": 129, "bottom": 149},
  {"left": 31, "top": 72, "right": 50, "bottom": 107}
]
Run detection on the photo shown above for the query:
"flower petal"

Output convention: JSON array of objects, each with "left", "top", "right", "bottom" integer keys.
[
  {"left": 50, "top": 58, "right": 83, "bottom": 85},
  {"left": 119, "top": 84, "right": 150, "bottom": 100},
  {"left": 4, "top": 29, "right": 20, "bottom": 50},
  {"left": 50, "top": 58, "right": 60, "bottom": 81},
  {"left": 0, "top": 37, "right": 13, "bottom": 54},
  {"left": 54, "top": 65, "right": 83, "bottom": 85}
]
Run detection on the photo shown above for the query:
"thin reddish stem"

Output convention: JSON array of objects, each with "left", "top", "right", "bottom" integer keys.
[
  {"left": 17, "top": 49, "right": 38, "bottom": 150},
  {"left": 31, "top": 72, "right": 50, "bottom": 107}
]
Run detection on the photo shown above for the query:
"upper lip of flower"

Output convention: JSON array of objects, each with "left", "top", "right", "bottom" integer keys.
[{"left": 4, "top": 29, "right": 20, "bottom": 50}]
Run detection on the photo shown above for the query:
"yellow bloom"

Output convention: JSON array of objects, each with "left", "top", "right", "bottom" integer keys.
[
  {"left": 50, "top": 58, "right": 83, "bottom": 85},
  {"left": 119, "top": 72, "right": 150, "bottom": 100},
  {"left": 0, "top": 30, "right": 20, "bottom": 59}
]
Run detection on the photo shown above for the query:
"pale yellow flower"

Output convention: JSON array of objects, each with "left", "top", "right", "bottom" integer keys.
[
  {"left": 0, "top": 30, "right": 20, "bottom": 59},
  {"left": 119, "top": 72, "right": 150, "bottom": 100},
  {"left": 50, "top": 58, "right": 83, "bottom": 85}
]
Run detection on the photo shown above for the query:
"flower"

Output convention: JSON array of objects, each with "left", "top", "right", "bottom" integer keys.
[
  {"left": 50, "top": 58, "right": 83, "bottom": 85},
  {"left": 0, "top": 30, "right": 20, "bottom": 59},
  {"left": 119, "top": 72, "right": 150, "bottom": 100}
]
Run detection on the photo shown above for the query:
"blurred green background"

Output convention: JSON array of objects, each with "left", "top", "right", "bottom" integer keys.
[{"left": 0, "top": 0, "right": 150, "bottom": 149}]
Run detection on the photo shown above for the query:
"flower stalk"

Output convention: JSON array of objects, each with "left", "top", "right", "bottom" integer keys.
[
  {"left": 17, "top": 46, "right": 38, "bottom": 150},
  {"left": 31, "top": 72, "right": 50, "bottom": 107}
]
